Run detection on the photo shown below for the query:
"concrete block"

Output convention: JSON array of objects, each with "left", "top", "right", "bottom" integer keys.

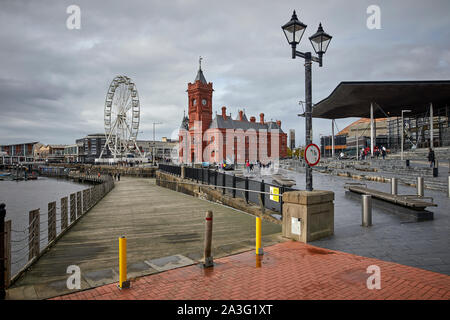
[
  {"left": 283, "top": 190, "right": 334, "bottom": 205},
  {"left": 282, "top": 190, "right": 334, "bottom": 243}
]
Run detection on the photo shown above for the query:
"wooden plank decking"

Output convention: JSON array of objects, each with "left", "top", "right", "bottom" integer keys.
[{"left": 7, "top": 177, "right": 282, "bottom": 300}]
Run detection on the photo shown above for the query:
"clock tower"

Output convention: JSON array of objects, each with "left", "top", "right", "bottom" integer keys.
[{"left": 187, "top": 57, "right": 213, "bottom": 134}]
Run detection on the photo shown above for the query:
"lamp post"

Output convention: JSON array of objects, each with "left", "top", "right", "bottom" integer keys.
[
  {"left": 152, "top": 122, "right": 163, "bottom": 166},
  {"left": 401, "top": 109, "right": 411, "bottom": 160},
  {"left": 282, "top": 10, "right": 332, "bottom": 191}
]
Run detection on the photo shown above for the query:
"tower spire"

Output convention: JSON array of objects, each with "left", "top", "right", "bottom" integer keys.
[{"left": 194, "top": 56, "right": 207, "bottom": 84}]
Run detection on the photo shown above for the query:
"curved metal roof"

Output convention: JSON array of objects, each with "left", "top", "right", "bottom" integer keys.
[{"left": 311, "top": 80, "right": 450, "bottom": 119}]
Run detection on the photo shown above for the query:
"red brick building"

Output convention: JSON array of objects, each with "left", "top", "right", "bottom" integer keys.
[{"left": 179, "top": 65, "right": 287, "bottom": 164}]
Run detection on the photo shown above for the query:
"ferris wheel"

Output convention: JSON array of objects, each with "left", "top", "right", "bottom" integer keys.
[{"left": 100, "top": 75, "right": 142, "bottom": 159}]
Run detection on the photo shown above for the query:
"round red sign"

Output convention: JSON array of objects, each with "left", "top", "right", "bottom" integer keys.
[{"left": 304, "top": 143, "right": 321, "bottom": 166}]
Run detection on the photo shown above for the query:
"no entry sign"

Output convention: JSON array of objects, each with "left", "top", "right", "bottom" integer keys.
[{"left": 304, "top": 143, "right": 321, "bottom": 166}]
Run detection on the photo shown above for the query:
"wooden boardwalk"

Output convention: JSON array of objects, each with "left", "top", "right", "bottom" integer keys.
[{"left": 7, "top": 177, "right": 281, "bottom": 299}]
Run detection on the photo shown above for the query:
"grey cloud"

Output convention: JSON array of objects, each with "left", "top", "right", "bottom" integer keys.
[{"left": 0, "top": 0, "right": 449, "bottom": 146}]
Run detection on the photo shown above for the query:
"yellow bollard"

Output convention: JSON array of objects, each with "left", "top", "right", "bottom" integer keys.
[
  {"left": 256, "top": 216, "right": 263, "bottom": 255},
  {"left": 118, "top": 236, "right": 130, "bottom": 289}
]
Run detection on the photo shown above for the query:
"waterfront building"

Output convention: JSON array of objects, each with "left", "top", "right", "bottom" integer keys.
[
  {"left": 64, "top": 144, "right": 81, "bottom": 163},
  {"left": 36, "top": 145, "right": 66, "bottom": 163},
  {"left": 76, "top": 133, "right": 111, "bottom": 163},
  {"left": 0, "top": 142, "right": 39, "bottom": 164},
  {"left": 136, "top": 137, "right": 178, "bottom": 161},
  {"left": 320, "top": 118, "right": 389, "bottom": 157},
  {"left": 312, "top": 81, "right": 450, "bottom": 156},
  {"left": 179, "top": 64, "right": 287, "bottom": 164}
]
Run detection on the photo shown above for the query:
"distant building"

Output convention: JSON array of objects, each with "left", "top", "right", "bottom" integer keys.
[
  {"left": 136, "top": 138, "right": 178, "bottom": 161},
  {"left": 64, "top": 144, "right": 80, "bottom": 163},
  {"left": 289, "top": 129, "right": 295, "bottom": 150},
  {"left": 320, "top": 118, "right": 389, "bottom": 157},
  {"left": 76, "top": 133, "right": 111, "bottom": 163},
  {"left": 37, "top": 145, "right": 66, "bottom": 163},
  {"left": 0, "top": 142, "right": 39, "bottom": 164}
]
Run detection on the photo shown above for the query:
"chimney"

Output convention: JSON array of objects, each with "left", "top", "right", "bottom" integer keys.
[
  {"left": 239, "top": 110, "right": 244, "bottom": 121},
  {"left": 276, "top": 120, "right": 281, "bottom": 128},
  {"left": 259, "top": 113, "right": 265, "bottom": 124},
  {"left": 221, "top": 106, "right": 227, "bottom": 120},
  {"left": 250, "top": 116, "right": 256, "bottom": 123}
]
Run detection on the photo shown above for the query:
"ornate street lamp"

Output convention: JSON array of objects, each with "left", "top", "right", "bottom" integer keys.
[
  {"left": 282, "top": 10, "right": 307, "bottom": 57},
  {"left": 282, "top": 10, "right": 332, "bottom": 191},
  {"left": 309, "top": 23, "right": 332, "bottom": 67}
]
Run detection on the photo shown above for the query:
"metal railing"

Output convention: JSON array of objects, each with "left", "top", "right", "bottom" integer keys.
[
  {"left": 0, "top": 175, "right": 115, "bottom": 293},
  {"left": 158, "top": 164, "right": 296, "bottom": 214}
]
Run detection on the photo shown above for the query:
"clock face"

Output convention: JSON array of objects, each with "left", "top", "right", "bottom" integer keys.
[
  {"left": 202, "top": 99, "right": 207, "bottom": 105},
  {"left": 192, "top": 99, "right": 197, "bottom": 106}
]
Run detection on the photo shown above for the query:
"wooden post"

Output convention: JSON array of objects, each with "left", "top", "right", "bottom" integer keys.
[
  {"left": 0, "top": 203, "right": 6, "bottom": 299},
  {"left": 48, "top": 202, "right": 56, "bottom": 243},
  {"left": 93, "top": 186, "right": 98, "bottom": 204},
  {"left": 4, "top": 220, "right": 11, "bottom": 289},
  {"left": 70, "top": 193, "right": 76, "bottom": 224},
  {"left": 203, "top": 210, "right": 213, "bottom": 268},
  {"left": 76, "top": 192, "right": 82, "bottom": 218},
  {"left": 89, "top": 187, "right": 94, "bottom": 209},
  {"left": 28, "top": 209, "right": 40, "bottom": 261},
  {"left": 83, "top": 189, "right": 89, "bottom": 214},
  {"left": 61, "top": 197, "right": 68, "bottom": 230}
]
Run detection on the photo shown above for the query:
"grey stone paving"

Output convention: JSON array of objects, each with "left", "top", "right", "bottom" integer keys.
[{"left": 278, "top": 168, "right": 450, "bottom": 275}]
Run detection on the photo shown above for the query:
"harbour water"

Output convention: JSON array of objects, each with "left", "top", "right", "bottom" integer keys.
[{"left": 0, "top": 176, "right": 89, "bottom": 277}]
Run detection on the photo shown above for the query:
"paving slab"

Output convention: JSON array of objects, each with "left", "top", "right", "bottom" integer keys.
[
  {"left": 145, "top": 254, "right": 195, "bottom": 272},
  {"left": 52, "top": 241, "right": 450, "bottom": 300}
]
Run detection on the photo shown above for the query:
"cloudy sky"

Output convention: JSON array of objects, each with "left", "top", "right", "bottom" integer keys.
[{"left": 0, "top": 0, "right": 449, "bottom": 146}]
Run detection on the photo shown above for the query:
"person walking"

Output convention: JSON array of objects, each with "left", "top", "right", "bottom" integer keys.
[
  {"left": 428, "top": 147, "right": 435, "bottom": 168},
  {"left": 245, "top": 160, "right": 250, "bottom": 173},
  {"left": 117, "top": 173, "right": 121, "bottom": 181}
]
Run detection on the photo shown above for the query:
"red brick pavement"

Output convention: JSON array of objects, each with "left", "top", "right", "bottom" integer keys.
[{"left": 52, "top": 241, "right": 450, "bottom": 300}]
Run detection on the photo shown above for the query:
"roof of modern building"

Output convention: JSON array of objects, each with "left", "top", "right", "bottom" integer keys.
[
  {"left": 0, "top": 142, "right": 39, "bottom": 147},
  {"left": 311, "top": 80, "right": 450, "bottom": 119},
  {"left": 337, "top": 118, "right": 387, "bottom": 136}
]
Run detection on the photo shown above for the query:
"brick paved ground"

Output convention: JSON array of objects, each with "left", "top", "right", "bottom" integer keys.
[{"left": 52, "top": 241, "right": 450, "bottom": 300}]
